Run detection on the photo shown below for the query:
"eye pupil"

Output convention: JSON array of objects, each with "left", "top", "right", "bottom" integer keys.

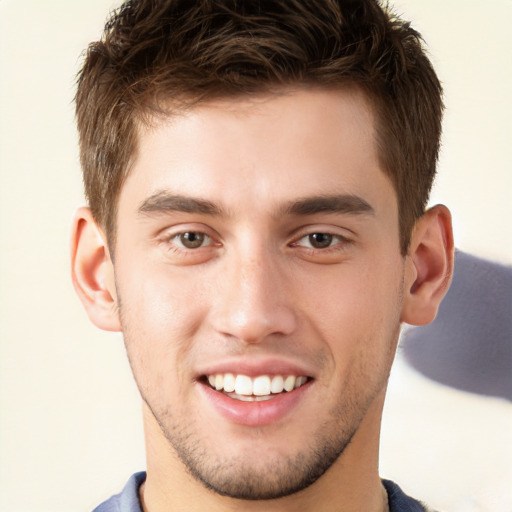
[
  {"left": 309, "top": 233, "right": 332, "bottom": 248},
  {"left": 180, "top": 232, "right": 205, "bottom": 248}
]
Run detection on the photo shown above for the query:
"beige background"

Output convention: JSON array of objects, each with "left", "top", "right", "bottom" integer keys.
[{"left": 0, "top": 1, "right": 511, "bottom": 511}]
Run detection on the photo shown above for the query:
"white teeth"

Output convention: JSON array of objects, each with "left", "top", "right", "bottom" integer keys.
[
  {"left": 226, "top": 393, "right": 274, "bottom": 402},
  {"left": 234, "top": 375, "right": 253, "bottom": 396},
  {"left": 295, "top": 376, "right": 306, "bottom": 389},
  {"left": 223, "top": 373, "right": 235, "bottom": 393},
  {"left": 253, "top": 375, "right": 271, "bottom": 396},
  {"left": 270, "top": 375, "right": 284, "bottom": 394},
  {"left": 206, "top": 373, "right": 308, "bottom": 397},
  {"left": 215, "top": 374, "right": 224, "bottom": 391},
  {"left": 284, "top": 375, "right": 296, "bottom": 391}
]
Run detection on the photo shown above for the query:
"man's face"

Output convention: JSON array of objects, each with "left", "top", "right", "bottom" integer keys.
[{"left": 113, "top": 88, "right": 406, "bottom": 499}]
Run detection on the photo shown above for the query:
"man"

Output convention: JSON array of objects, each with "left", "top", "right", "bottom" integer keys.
[{"left": 71, "top": 0, "right": 454, "bottom": 510}]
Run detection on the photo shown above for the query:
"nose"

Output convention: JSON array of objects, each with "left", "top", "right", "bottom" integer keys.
[{"left": 210, "top": 247, "right": 297, "bottom": 344}]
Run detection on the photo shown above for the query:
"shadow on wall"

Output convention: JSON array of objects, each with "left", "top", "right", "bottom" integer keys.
[{"left": 402, "top": 251, "right": 512, "bottom": 401}]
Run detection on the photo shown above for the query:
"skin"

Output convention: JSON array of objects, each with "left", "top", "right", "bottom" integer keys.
[{"left": 71, "top": 88, "right": 454, "bottom": 512}]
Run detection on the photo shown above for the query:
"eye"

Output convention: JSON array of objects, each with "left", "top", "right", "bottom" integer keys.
[
  {"left": 172, "top": 231, "right": 211, "bottom": 249},
  {"left": 158, "top": 228, "right": 220, "bottom": 265},
  {"left": 305, "top": 233, "right": 334, "bottom": 249},
  {"left": 295, "top": 232, "right": 343, "bottom": 249}
]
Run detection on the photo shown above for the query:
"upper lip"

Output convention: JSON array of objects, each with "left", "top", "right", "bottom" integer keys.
[{"left": 195, "top": 356, "right": 315, "bottom": 380}]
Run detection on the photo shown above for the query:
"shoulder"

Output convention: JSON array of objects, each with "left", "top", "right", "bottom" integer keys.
[
  {"left": 92, "top": 472, "right": 146, "bottom": 512},
  {"left": 383, "top": 480, "right": 437, "bottom": 512}
]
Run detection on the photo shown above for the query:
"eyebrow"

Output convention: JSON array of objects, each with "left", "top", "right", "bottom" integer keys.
[
  {"left": 138, "top": 192, "right": 224, "bottom": 216},
  {"left": 137, "top": 191, "right": 374, "bottom": 219},
  {"left": 282, "top": 194, "right": 375, "bottom": 217}
]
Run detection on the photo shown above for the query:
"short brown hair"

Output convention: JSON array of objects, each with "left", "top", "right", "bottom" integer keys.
[{"left": 75, "top": 0, "right": 443, "bottom": 254}]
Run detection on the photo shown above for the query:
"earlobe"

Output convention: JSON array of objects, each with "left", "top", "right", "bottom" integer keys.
[
  {"left": 70, "top": 207, "right": 121, "bottom": 332},
  {"left": 401, "top": 205, "right": 454, "bottom": 326}
]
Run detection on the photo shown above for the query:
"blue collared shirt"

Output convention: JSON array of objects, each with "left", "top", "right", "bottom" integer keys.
[{"left": 93, "top": 472, "right": 434, "bottom": 511}]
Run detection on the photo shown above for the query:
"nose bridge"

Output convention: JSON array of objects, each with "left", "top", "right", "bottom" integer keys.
[{"left": 212, "top": 239, "right": 296, "bottom": 343}]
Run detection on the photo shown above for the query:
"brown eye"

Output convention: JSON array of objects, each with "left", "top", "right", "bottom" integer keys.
[
  {"left": 179, "top": 232, "right": 207, "bottom": 248},
  {"left": 308, "top": 233, "right": 333, "bottom": 248}
]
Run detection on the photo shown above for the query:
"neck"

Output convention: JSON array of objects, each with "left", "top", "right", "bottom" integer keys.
[{"left": 140, "top": 389, "right": 388, "bottom": 512}]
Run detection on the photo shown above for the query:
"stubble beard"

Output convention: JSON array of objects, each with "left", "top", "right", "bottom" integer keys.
[
  {"left": 136, "top": 364, "right": 391, "bottom": 501},
  {"left": 145, "top": 398, "right": 360, "bottom": 500},
  {"left": 121, "top": 329, "right": 398, "bottom": 501},
  {"left": 118, "top": 286, "right": 401, "bottom": 501}
]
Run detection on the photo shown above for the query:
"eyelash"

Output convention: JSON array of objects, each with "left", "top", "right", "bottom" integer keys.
[
  {"left": 169, "top": 231, "right": 213, "bottom": 249},
  {"left": 291, "top": 232, "right": 350, "bottom": 251},
  {"left": 161, "top": 231, "right": 218, "bottom": 261},
  {"left": 162, "top": 229, "right": 350, "bottom": 255}
]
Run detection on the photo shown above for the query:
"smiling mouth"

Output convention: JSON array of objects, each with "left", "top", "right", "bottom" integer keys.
[{"left": 203, "top": 373, "right": 311, "bottom": 401}]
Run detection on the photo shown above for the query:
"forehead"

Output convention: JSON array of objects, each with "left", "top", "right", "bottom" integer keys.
[{"left": 121, "top": 87, "right": 394, "bottom": 218}]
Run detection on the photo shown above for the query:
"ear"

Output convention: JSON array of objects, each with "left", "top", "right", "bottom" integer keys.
[
  {"left": 70, "top": 207, "right": 121, "bottom": 332},
  {"left": 401, "top": 204, "right": 454, "bottom": 326}
]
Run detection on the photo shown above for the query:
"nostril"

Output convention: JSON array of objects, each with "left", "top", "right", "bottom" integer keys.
[{"left": 212, "top": 307, "right": 298, "bottom": 345}]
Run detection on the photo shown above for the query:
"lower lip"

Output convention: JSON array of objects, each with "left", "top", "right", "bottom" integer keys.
[{"left": 197, "top": 381, "right": 312, "bottom": 426}]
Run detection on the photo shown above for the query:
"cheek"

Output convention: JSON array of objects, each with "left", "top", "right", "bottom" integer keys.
[
  {"left": 302, "top": 257, "right": 403, "bottom": 323},
  {"left": 115, "top": 263, "right": 208, "bottom": 394},
  {"left": 118, "top": 256, "right": 208, "bottom": 332},
  {"left": 298, "top": 256, "right": 404, "bottom": 366}
]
